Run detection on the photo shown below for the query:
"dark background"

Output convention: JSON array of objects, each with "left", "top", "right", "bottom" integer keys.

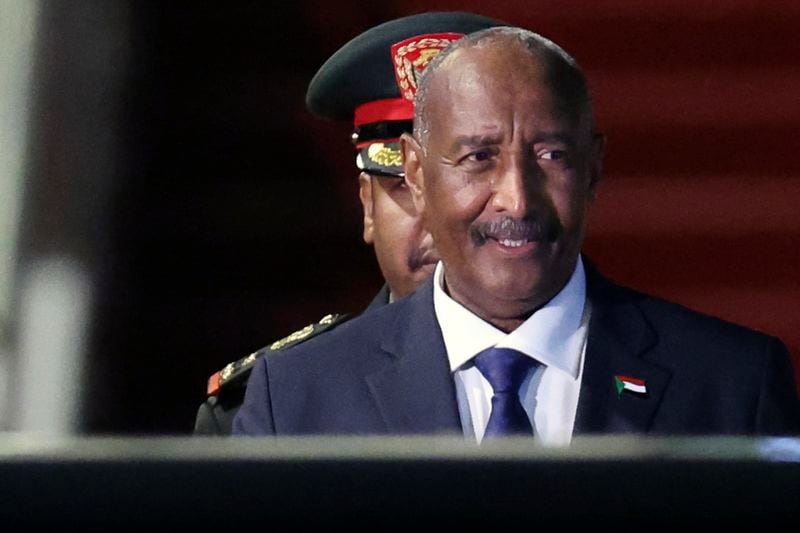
[{"left": 30, "top": 1, "right": 796, "bottom": 434}]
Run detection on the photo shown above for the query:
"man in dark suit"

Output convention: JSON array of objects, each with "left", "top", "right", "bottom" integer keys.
[
  {"left": 233, "top": 26, "right": 800, "bottom": 441},
  {"left": 194, "top": 12, "right": 502, "bottom": 435}
]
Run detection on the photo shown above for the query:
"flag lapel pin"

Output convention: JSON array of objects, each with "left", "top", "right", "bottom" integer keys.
[{"left": 614, "top": 375, "right": 647, "bottom": 397}]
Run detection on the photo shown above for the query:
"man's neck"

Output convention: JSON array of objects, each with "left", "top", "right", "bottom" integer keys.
[{"left": 441, "top": 273, "right": 576, "bottom": 333}]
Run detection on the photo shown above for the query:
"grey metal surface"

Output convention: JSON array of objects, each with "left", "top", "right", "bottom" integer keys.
[{"left": 0, "top": 436, "right": 798, "bottom": 527}]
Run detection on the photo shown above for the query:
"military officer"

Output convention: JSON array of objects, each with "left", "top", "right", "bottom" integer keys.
[{"left": 193, "top": 12, "right": 503, "bottom": 434}]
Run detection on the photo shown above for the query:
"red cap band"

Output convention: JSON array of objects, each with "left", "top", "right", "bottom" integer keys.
[{"left": 353, "top": 98, "right": 414, "bottom": 127}]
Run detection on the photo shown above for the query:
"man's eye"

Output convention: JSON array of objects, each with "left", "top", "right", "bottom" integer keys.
[
  {"left": 539, "top": 150, "right": 567, "bottom": 161},
  {"left": 461, "top": 149, "right": 495, "bottom": 165}
]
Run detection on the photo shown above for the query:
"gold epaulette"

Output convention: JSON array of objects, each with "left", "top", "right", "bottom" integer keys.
[{"left": 206, "top": 313, "right": 351, "bottom": 396}]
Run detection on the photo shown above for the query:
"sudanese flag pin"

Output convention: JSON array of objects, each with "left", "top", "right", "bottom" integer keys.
[{"left": 614, "top": 375, "right": 647, "bottom": 397}]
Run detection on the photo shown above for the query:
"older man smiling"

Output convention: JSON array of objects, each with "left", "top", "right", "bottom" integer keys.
[{"left": 233, "top": 26, "right": 800, "bottom": 442}]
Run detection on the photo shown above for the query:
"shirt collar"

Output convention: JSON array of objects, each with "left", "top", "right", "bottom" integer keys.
[{"left": 433, "top": 257, "right": 587, "bottom": 379}]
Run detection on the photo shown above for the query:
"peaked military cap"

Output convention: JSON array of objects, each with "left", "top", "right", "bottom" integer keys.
[{"left": 306, "top": 11, "right": 503, "bottom": 177}]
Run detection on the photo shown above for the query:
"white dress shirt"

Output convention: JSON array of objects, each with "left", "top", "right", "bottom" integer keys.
[{"left": 432, "top": 257, "right": 591, "bottom": 446}]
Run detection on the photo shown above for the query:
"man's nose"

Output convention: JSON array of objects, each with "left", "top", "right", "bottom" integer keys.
[{"left": 489, "top": 153, "right": 538, "bottom": 218}]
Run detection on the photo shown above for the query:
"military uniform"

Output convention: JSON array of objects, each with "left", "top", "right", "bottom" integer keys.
[
  {"left": 194, "top": 312, "right": 352, "bottom": 435},
  {"left": 194, "top": 288, "right": 390, "bottom": 435},
  {"left": 193, "top": 12, "right": 502, "bottom": 435}
]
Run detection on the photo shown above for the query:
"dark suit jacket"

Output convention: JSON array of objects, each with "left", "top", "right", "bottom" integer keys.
[
  {"left": 233, "top": 269, "right": 800, "bottom": 436},
  {"left": 193, "top": 284, "right": 392, "bottom": 435}
]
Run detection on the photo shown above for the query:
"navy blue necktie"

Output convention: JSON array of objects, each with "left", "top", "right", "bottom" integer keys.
[{"left": 474, "top": 347, "right": 538, "bottom": 438}]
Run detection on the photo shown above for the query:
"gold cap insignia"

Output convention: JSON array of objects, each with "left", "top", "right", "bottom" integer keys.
[
  {"left": 391, "top": 32, "right": 464, "bottom": 101},
  {"left": 367, "top": 143, "right": 403, "bottom": 167}
]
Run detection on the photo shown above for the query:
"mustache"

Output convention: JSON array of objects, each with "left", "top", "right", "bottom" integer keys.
[
  {"left": 469, "top": 216, "right": 561, "bottom": 245},
  {"left": 408, "top": 246, "right": 440, "bottom": 272}
]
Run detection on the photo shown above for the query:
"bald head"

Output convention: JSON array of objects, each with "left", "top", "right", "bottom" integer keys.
[{"left": 413, "top": 27, "right": 593, "bottom": 149}]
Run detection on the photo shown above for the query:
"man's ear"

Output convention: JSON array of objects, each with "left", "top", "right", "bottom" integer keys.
[
  {"left": 588, "top": 132, "right": 606, "bottom": 202},
  {"left": 400, "top": 132, "right": 426, "bottom": 214},
  {"left": 357, "top": 172, "right": 375, "bottom": 244}
]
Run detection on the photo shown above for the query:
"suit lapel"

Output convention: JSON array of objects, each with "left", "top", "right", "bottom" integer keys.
[
  {"left": 575, "top": 268, "right": 672, "bottom": 434},
  {"left": 363, "top": 266, "right": 672, "bottom": 435},
  {"left": 365, "top": 278, "right": 462, "bottom": 434}
]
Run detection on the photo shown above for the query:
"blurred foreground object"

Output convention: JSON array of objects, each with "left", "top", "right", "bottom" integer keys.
[
  {"left": 0, "top": 0, "right": 130, "bottom": 433},
  {"left": 0, "top": 435, "right": 798, "bottom": 526}
]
